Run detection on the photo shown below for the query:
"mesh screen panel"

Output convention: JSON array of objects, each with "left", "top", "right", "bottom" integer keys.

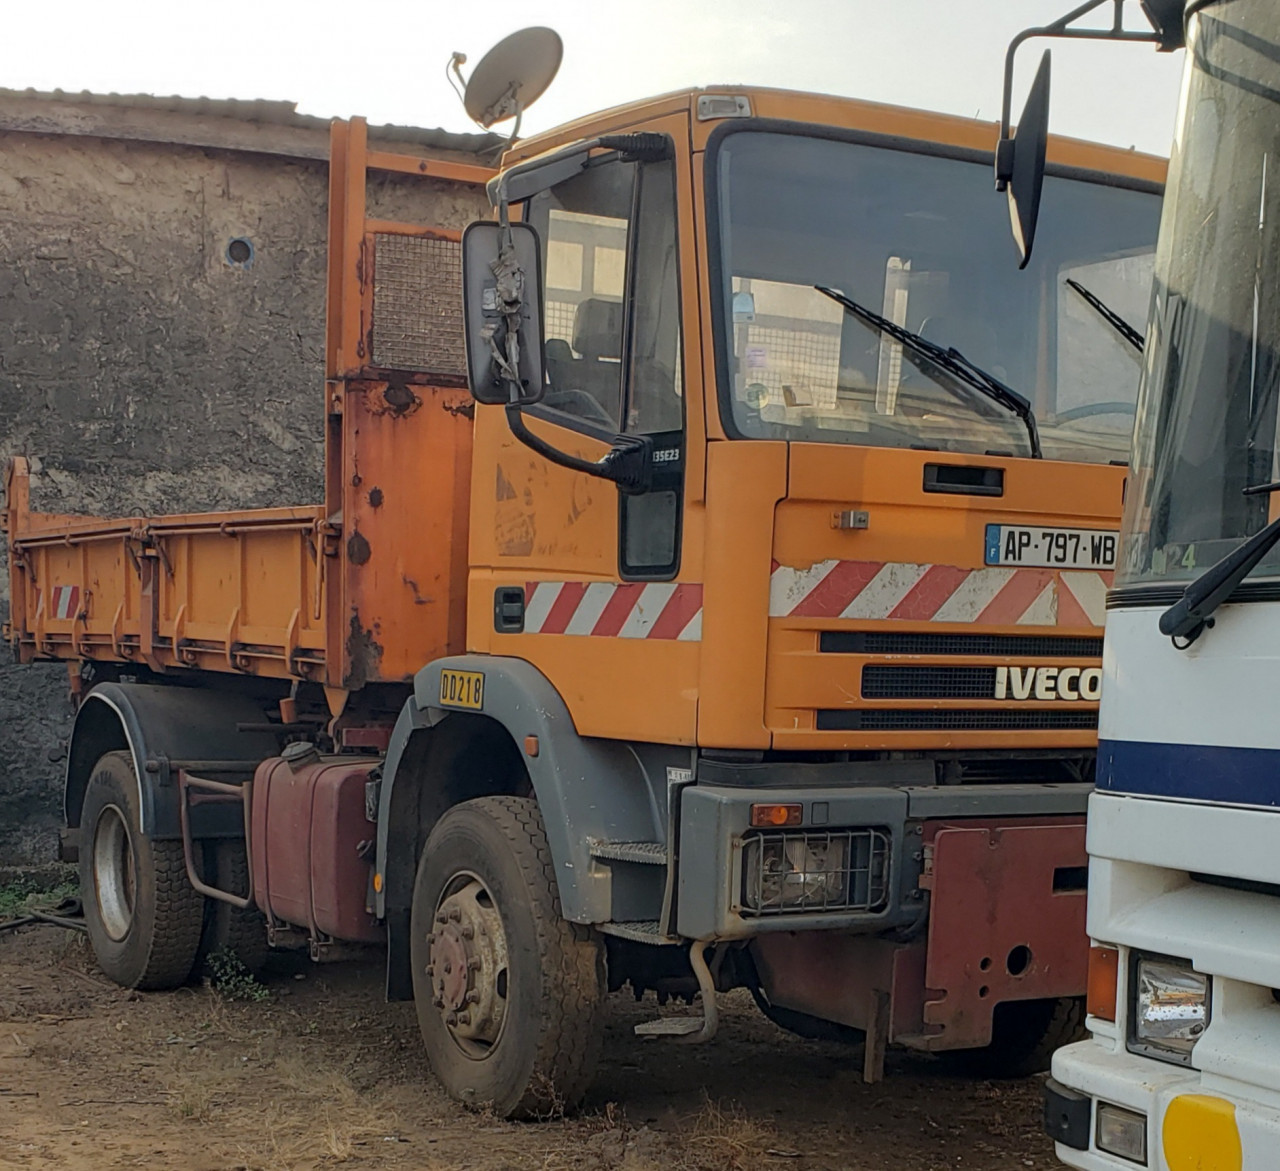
[{"left": 371, "top": 234, "right": 465, "bottom": 375}]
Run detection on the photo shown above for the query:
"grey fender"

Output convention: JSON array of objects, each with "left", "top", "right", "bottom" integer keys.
[
  {"left": 66, "top": 682, "right": 280, "bottom": 839},
  {"left": 375, "top": 655, "right": 677, "bottom": 925}
]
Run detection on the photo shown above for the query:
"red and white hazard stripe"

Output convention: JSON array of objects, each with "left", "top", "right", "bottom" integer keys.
[
  {"left": 48, "top": 585, "right": 81, "bottom": 621},
  {"left": 523, "top": 581, "right": 703, "bottom": 640},
  {"left": 769, "top": 560, "right": 1111, "bottom": 628}
]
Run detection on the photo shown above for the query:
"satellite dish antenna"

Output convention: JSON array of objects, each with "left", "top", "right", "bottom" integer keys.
[{"left": 453, "top": 27, "right": 563, "bottom": 139}]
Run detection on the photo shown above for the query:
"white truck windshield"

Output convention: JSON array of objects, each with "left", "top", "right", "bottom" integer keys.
[{"left": 1119, "top": 1, "right": 1280, "bottom": 587}]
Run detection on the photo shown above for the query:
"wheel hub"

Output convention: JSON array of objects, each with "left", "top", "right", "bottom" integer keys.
[
  {"left": 92, "top": 804, "right": 136, "bottom": 942},
  {"left": 427, "top": 877, "right": 509, "bottom": 1052}
]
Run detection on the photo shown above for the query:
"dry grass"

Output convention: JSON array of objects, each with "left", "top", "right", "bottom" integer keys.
[{"left": 681, "top": 1096, "right": 778, "bottom": 1171}]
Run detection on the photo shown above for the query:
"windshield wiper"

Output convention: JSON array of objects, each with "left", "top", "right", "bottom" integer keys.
[
  {"left": 1065, "top": 278, "right": 1144, "bottom": 353},
  {"left": 1160, "top": 511, "right": 1280, "bottom": 646},
  {"left": 814, "top": 285, "right": 1041, "bottom": 459}
]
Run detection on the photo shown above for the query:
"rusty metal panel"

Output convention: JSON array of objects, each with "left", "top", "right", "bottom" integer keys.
[
  {"left": 919, "top": 819, "right": 1089, "bottom": 1048},
  {"left": 338, "top": 379, "right": 473, "bottom": 689},
  {"left": 371, "top": 233, "right": 466, "bottom": 376}
]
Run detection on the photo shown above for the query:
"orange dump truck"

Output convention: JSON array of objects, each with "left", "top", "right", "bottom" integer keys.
[{"left": 4, "top": 88, "right": 1164, "bottom": 1116}]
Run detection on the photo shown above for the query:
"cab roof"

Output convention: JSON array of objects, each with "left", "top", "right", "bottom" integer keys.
[{"left": 503, "top": 85, "right": 1165, "bottom": 186}]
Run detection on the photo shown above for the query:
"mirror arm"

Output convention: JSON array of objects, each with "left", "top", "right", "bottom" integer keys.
[
  {"left": 996, "top": 0, "right": 1166, "bottom": 187},
  {"left": 504, "top": 405, "right": 653, "bottom": 494}
]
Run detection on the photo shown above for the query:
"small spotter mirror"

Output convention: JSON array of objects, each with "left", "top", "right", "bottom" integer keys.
[
  {"left": 1006, "top": 50, "right": 1052, "bottom": 268},
  {"left": 461, "top": 221, "right": 545, "bottom": 406}
]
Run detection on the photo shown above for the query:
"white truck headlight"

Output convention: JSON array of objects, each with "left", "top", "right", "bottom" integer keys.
[{"left": 1128, "top": 955, "right": 1209, "bottom": 1065}]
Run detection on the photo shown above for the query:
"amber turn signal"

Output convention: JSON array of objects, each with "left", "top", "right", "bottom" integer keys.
[
  {"left": 1087, "top": 945, "right": 1120, "bottom": 1021},
  {"left": 750, "top": 803, "right": 803, "bottom": 828}
]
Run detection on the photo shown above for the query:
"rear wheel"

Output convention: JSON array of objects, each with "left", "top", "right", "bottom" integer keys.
[
  {"left": 197, "top": 838, "right": 270, "bottom": 977},
  {"left": 80, "top": 751, "right": 205, "bottom": 989},
  {"left": 410, "top": 796, "right": 605, "bottom": 1118},
  {"left": 943, "top": 996, "right": 1086, "bottom": 1078}
]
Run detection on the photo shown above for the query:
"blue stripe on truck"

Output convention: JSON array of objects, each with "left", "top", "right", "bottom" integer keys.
[{"left": 1098, "top": 738, "right": 1280, "bottom": 809}]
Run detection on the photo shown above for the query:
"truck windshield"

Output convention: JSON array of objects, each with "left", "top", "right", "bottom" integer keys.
[
  {"left": 713, "top": 131, "right": 1161, "bottom": 463},
  {"left": 1119, "top": 1, "right": 1280, "bottom": 587}
]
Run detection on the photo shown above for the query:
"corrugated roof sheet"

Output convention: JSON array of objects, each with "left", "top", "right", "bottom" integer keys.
[{"left": 0, "top": 87, "right": 501, "bottom": 155}]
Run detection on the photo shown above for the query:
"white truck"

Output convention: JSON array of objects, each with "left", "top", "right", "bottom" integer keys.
[{"left": 994, "top": 0, "right": 1280, "bottom": 1166}]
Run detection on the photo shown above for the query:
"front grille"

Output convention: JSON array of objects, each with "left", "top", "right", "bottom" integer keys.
[
  {"left": 819, "top": 631, "right": 1103, "bottom": 657},
  {"left": 816, "top": 709, "right": 1098, "bottom": 731},
  {"left": 862, "top": 665, "right": 998, "bottom": 699},
  {"left": 740, "top": 828, "right": 890, "bottom": 917}
]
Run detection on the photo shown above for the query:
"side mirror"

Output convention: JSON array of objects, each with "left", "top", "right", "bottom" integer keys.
[
  {"left": 1003, "top": 50, "right": 1052, "bottom": 269},
  {"left": 461, "top": 220, "right": 545, "bottom": 405}
]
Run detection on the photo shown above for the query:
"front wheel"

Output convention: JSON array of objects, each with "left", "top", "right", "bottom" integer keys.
[
  {"left": 80, "top": 751, "right": 206, "bottom": 989},
  {"left": 943, "top": 996, "right": 1086, "bottom": 1078},
  {"left": 410, "top": 796, "right": 605, "bottom": 1118}
]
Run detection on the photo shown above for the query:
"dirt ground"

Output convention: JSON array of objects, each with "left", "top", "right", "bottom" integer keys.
[{"left": 0, "top": 923, "right": 1055, "bottom": 1171}]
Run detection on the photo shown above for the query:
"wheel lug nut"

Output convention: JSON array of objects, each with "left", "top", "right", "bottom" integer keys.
[
  {"left": 435, "top": 913, "right": 447, "bottom": 925},
  {"left": 433, "top": 997, "right": 444, "bottom": 1009},
  {"left": 446, "top": 1011, "right": 458, "bottom": 1026},
  {"left": 461, "top": 925, "right": 475, "bottom": 940},
  {"left": 448, "top": 907, "right": 462, "bottom": 921},
  {"left": 457, "top": 1011, "right": 470, "bottom": 1025},
  {"left": 465, "top": 990, "right": 480, "bottom": 1004},
  {"left": 425, "top": 964, "right": 434, "bottom": 976},
  {"left": 468, "top": 957, "right": 482, "bottom": 971}
]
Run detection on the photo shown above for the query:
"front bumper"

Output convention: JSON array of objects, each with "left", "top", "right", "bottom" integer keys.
[{"left": 1050, "top": 1038, "right": 1280, "bottom": 1169}]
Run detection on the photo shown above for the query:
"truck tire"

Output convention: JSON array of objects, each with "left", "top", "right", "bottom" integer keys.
[
  {"left": 409, "top": 796, "right": 605, "bottom": 1118},
  {"left": 80, "top": 750, "right": 205, "bottom": 990},
  {"left": 197, "top": 839, "right": 270, "bottom": 977},
  {"left": 943, "top": 996, "right": 1086, "bottom": 1078}
]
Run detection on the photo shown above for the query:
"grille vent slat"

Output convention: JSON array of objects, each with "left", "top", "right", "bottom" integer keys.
[
  {"left": 820, "top": 631, "right": 1103, "bottom": 658},
  {"left": 816, "top": 709, "right": 1098, "bottom": 732},
  {"left": 862, "top": 665, "right": 999, "bottom": 699}
]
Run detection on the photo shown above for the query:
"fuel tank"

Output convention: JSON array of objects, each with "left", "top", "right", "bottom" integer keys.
[{"left": 250, "top": 748, "right": 383, "bottom": 943}]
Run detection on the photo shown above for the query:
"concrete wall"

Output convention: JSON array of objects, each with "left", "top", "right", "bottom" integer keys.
[{"left": 0, "top": 109, "right": 489, "bottom": 865}]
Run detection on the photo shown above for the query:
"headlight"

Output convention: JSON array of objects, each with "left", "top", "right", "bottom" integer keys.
[
  {"left": 744, "top": 833, "right": 848, "bottom": 912},
  {"left": 1128, "top": 955, "right": 1209, "bottom": 1065},
  {"left": 740, "top": 828, "right": 890, "bottom": 916}
]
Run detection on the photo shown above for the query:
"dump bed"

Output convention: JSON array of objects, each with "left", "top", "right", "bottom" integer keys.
[
  {"left": 5, "top": 462, "right": 328, "bottom": 680},
  {"left": 3, "top": 118, "right": 488, "bottom": 696}
]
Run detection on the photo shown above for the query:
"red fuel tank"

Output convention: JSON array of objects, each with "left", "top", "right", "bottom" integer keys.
[{"left": 250, "top": 749, "right": 383, "bottom": 944}]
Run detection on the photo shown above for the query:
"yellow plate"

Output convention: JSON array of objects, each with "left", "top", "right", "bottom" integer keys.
[{"left": 439, "top": 668, "right": 485, "bottom": 710}]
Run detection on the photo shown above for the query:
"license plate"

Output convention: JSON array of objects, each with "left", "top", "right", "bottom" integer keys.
[
  {"left": 439, "top": 668, "right": 485, "bottom": 710},
  {"left": 985, "top": 524, "right": 1117, "bottom": 569}
]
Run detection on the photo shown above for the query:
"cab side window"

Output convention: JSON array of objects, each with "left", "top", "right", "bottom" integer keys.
[
  {"left": 626, "top": 159, "right": 683, "bottom": 436},
  {"left": 527, "top": 149, "right": 685, "bottom": 579},
  {"left": 528, "top": 162, "right": 636, "bottom": 430}
]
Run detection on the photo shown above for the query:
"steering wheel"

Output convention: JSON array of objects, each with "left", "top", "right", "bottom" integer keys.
[
  {"left": 542, "top": 387, "right": 617, "bottom": 429},
  {"left": 1055, "top": 401, "right": 1136, "bottom": 423}
]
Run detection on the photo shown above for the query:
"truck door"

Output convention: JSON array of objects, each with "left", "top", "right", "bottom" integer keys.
[{"left": 469, "top": 130, "right": 700, "bottom": 743}]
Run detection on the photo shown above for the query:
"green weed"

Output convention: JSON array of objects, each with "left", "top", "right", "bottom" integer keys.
[
  {"left": 0, "top": 876, "right": 78, "bottom": 918},
  {"left": 207, "top": 946, "right": 271, "bottom": 1002}
]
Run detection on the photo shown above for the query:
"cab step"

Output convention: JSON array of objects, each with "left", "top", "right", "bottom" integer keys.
[
  {"left": 587, "top": 839, "right": 668, "bottom": 865},
  {"left": 598, "top": 920, "right": 680, "bottom": 945}
]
